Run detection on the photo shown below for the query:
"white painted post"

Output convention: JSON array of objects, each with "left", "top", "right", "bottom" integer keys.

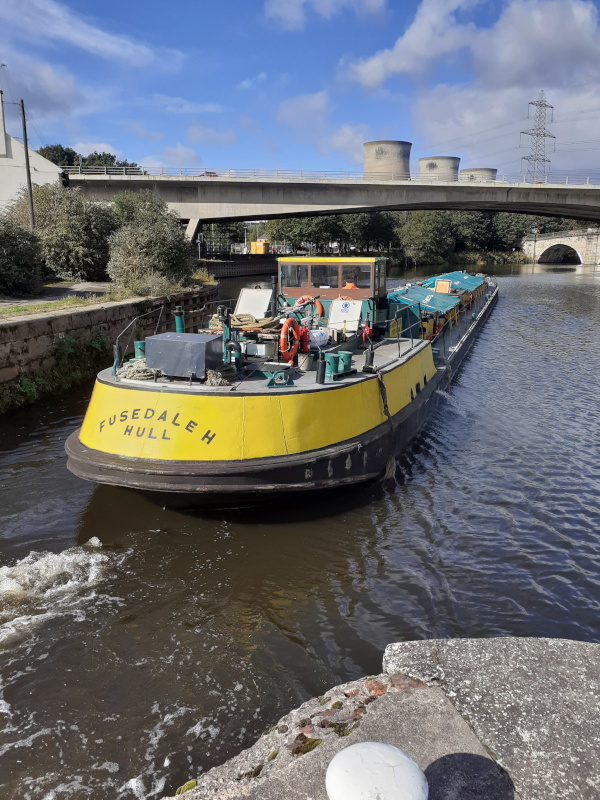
[{"left": 566, "top": 176, "right": 569, "bottom": 184}]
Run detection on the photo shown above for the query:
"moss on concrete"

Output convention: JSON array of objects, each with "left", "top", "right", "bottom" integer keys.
[{"left": 0, "top": 332, "right": 111, "bottom": 415}]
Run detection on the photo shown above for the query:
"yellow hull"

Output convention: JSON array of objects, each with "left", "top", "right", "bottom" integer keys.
[{"left": 79, "top": 346, "right": 437, "bottom": 463}]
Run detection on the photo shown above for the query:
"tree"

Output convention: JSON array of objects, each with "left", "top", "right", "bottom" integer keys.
[
  {"left": 450, "top": 211, "right": 494, "bottom": 252},
  {"left": 0, "top": 218, "right": 44, "bottom": 295},
  {"left": 83, "top": 151, "right": 139, "bottom": 170},
  {"left": 108, "top": 191, "right": 193, "bottom": 294},
  {"left": 7, "top": 184, "right": 116, "bottom": 281},
  {"left": 266, "top": 217, "right": 310, "bottom": 252},
  {"left": 394, "top": 211, "right": 454, "bottom": 265},
  {"left": 36, "top": 144, "right": 139, "bottom": 170},
  {"left": 37, "top": 144, "right": 78, "bottom": 167}
]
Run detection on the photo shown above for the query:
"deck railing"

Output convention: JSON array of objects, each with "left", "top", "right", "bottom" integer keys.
[{"left": 62, "top": 166, "right": 600, "bottom": 186}]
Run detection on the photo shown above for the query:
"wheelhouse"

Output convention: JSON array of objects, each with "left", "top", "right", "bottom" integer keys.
[{"left": 278, "top": 257, "right": 387, "bottom": 303}]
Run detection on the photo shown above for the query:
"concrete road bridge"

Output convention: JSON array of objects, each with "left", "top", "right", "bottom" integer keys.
[
  {"left": 522, "top": 228, "right": 600, "bottom": 264},
  {"left": 64, "top": 167, "right": 600, "bottom": 240}
]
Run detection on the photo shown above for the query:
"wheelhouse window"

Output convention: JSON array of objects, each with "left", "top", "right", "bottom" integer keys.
[
  {"left": 311, "top": 264, "right": 339, "bottom": 288},
  {"left": 342, "top": 264, "right": 371, "bottom": 290},
  {"left": 281, "top": 263, "right": 308, "bottom": 288},
  {"left": 378, "top": 261, "right": 387, "bottom": 294}
]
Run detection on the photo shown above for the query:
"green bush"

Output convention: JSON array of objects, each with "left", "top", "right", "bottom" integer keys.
[
  {"left": 0, "top": 217, "right": 44, "bottom": 295},
  {"left": 8, "top": 184, "right": 116, "bottom": 281},
  {"left": 108, "top": 191, "right": 193, "bottom": 295}
]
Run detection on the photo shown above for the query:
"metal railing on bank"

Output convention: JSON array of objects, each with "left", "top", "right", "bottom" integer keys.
[{"left": 62, "top": 166, "right": 600, "bottom": 186}]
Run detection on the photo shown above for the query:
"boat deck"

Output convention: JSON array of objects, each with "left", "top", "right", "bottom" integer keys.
[
  {"left": 107, "top": 336, "right": 429, "bottom": 395},
  {"left": 104, "top": 284, "right": 498, "bottom": 396}
]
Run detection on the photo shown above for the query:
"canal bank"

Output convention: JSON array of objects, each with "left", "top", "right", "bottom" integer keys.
[
  {"left": 162, "top": 636, "right": 600, "bottom": 800},
  {"left": 0, "top": 285, "right": 217, "bottom": 414}
]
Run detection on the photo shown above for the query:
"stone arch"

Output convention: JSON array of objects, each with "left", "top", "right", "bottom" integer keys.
[{"left": 537, "top": 244, "right": 582, "bottom": 264}]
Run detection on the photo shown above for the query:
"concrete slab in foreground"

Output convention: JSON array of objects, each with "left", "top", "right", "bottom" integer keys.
[{"left": 161, "top": 637, "right": 600, "bottom": 800}]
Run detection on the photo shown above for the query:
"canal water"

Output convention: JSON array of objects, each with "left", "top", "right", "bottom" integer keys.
[{"left": 0, "top": 265, "right": 599, "bottom": 799}]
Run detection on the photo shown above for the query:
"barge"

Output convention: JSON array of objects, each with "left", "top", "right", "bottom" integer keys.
[{"left": 65, "top": 259, "right": 498, "bottom": 504}]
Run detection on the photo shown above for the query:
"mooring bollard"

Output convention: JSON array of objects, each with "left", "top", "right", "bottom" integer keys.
[{"left": 325, "top": 742, "right": 428, "bottom": 800}]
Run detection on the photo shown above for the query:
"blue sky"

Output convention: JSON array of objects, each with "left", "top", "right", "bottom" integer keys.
[{"left": 2, "top": 0, "right": 600, "bottom": 176}]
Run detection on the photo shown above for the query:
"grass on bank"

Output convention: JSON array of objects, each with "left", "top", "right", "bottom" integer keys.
[{"left": 0, "top": 268, "right": 215, "bottom": 319}]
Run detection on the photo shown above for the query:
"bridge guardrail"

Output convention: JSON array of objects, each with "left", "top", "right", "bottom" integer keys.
[{"left": 62, "top": 166, "right": 600, "bottom": 186}]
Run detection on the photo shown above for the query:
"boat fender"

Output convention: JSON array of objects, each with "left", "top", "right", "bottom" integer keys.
[
  {"left": 297, "top": 296, "right": 324, "bottom": 318},
  {"left": 280, "top": 317, "right": 300, "bottom": 362}
]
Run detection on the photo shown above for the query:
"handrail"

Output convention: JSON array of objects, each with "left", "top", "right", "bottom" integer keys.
[{"left": 62, "top": 166, "right": 600, "bottom": 187}]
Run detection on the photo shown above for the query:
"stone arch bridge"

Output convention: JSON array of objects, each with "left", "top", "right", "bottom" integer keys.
[{"left": 521, "top": 228, "right": 600, "bottom": 265}]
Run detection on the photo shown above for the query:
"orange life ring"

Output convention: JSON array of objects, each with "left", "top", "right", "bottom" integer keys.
[
  {"left": 280, "top": 317, "right": 300, "bottom": 362},
  {"left": 297, "top": 296, "right": 324, "bottom": 318}
]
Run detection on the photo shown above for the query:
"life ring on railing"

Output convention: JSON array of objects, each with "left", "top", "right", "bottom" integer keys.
[
  {"left": 280, "top": 317, "right": 300, "bottom": 362},
  {"left": 297, "top": 296, "right": 324, "bottom": 318}
]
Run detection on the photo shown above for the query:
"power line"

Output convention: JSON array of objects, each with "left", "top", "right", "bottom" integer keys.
[{"left": 417, "top": 116, "right": 527, "bottom": 153}]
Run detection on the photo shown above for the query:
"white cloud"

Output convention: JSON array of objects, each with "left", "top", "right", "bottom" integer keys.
[
  {"left": 277, "top": 90, "right": 369, "bottom": 162},
  {"left": 0, "top": 49, "right": 113, "bottom": 134},
  {"left": 72, "top": 142, "right": 123, "bottom": 157},
  {"left": 348, "top": 0, "right": 600, "bottom": 88},
  {"left": 344, "top": 0, "right": 600, "bottom": 174},
  {"left": 347, "top": 0, "right": 476, "bottom": 86},
  {"left": 471, "top": 0, "right": 600, "bottom": 90},
  {"left": 277, "top": 90, "right": 330, "bottom": 139},
  {"left": 150, "top": 95, "right": 223, "bottom": 114},
  {"left": 161, "top": 144, "right": 200, "bottom": 165},
  {"left": 265, "top": 0, "right": 385, "bottom": 30},
  {"left": 238, "top": 72, "right": 267, "bottom": 90},
  {"left": 412, "top": 83, "right": 600, "bottom": 176},
  {"left": 0, "top": 0, "right": 183, "bottom": 69},
  {"left": 138, "top": 154, "right": 165, "bottom": 170},
  {"left": 186, "top": 122, "right": 237, "bottom": 146},
  {"left": 239, "top": 116, "right": 262, "bottom": 134},
  {"left": 329, "top": 123, "right": 370, "bottom": 162},
  {"left": 131, "top": 123, "right": 164, "bottom": 142}
]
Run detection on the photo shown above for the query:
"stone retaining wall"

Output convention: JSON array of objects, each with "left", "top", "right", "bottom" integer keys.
[{"left": 0, "top": 286, "right": 218, "bottom": 386}]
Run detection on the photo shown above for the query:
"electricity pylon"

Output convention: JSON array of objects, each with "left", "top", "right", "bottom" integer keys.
[{"left": 521, "top": 89, "right": 555, "bottom": 182}]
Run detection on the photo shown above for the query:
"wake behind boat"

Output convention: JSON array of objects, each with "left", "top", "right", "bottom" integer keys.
[{"left": 65, "top": 259, "right": 498, "bottom": 504}]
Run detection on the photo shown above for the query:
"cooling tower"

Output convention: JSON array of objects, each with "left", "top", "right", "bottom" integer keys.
[
  {"left": 459, "top": 168, "right": 498, "bottom": 182},
  {"left": 418, "top": 156, "right": 460, "bottom": 181},
  {"left": 363, "top": 141, "right": 411, "bottom": 180}
]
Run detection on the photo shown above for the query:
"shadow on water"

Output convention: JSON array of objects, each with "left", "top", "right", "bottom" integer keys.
[{"left": 75, "top": 479, "right": 391, "bottom": 543}]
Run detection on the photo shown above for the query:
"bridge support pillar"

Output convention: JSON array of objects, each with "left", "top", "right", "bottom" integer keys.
[{"left": 185, "top": 218, "right": 201, "bottom": 241}]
